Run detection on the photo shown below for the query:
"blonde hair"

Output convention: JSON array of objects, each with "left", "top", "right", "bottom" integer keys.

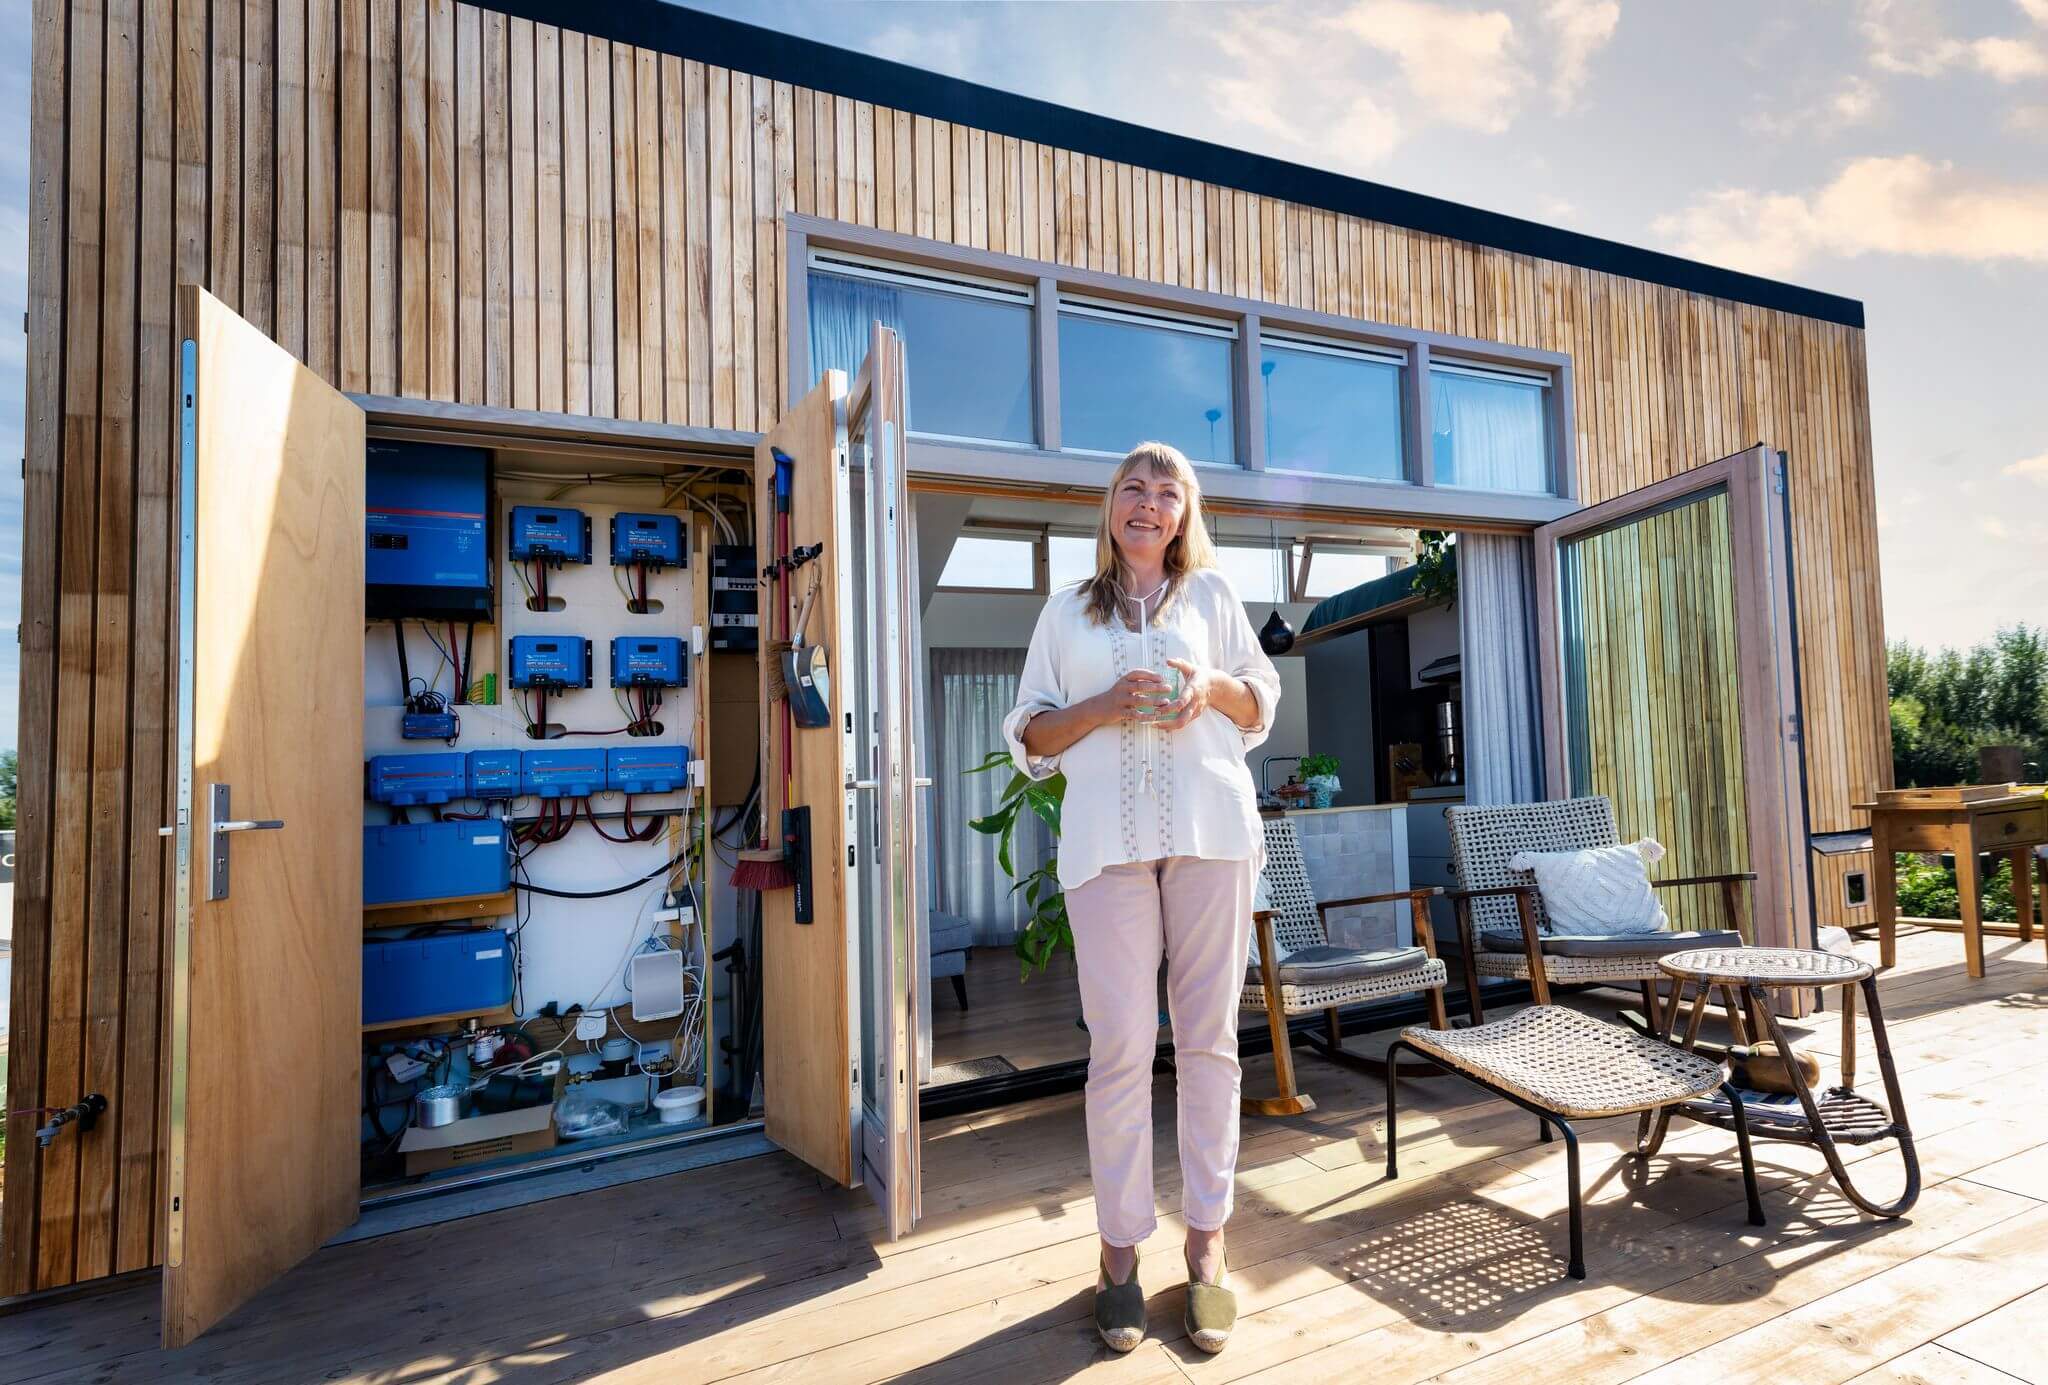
[{"left": 1079, "top": 441, "right": 1217, "bottom": 627}]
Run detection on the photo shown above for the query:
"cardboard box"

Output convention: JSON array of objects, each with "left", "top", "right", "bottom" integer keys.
[{"left": 399, "top": 1073, "right": 563, "bottom": 1176}]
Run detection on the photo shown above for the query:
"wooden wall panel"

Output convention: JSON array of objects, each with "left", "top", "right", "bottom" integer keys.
[{"left": 9, "top": 0, "right": 1891, "bottom": 1294}]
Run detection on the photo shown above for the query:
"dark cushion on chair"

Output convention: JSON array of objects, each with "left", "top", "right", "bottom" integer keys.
[
  {"left": 1248, "top": 944, "right": 1430, "bottom": 987},
  {"left": 1482, "top": 928, "right": 1744, "bottom": 957}
]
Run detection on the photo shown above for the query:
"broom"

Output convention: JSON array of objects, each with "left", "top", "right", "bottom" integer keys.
[{"left": 732, "top": 446, "right": 798, "bottom": 893}]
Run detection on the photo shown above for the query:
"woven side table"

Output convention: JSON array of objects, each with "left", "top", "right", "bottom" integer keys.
[{"left": 1658, "top": 946, "right": 1919, "bottom": 1218}]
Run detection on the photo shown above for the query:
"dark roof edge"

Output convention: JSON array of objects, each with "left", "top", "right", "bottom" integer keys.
[{"left": 480, "top": 0, "right": 1865, "bottom": 331}]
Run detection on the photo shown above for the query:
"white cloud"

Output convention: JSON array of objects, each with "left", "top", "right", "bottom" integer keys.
[
  {"left": 1326, "top": 1, "right": 1526, "bottom": 134},
  {"left": 1859, "top": 0, "right": 2048, "bottom": 81},
  {"left": 1654, "top": 155, "right": 2048, "bottom": 276},
  {"left": 1981, "top": 516, "right": 2012, "bottom": 539},
  {"left": 2005, "top": 452, "right": 2048, "bottom": 486},
  {"left": 1542, "top": 0, "right": 1620, "bottom": 111},
  {"left": 1745, "top": 75, "right": 1881, "bottom": 137}
]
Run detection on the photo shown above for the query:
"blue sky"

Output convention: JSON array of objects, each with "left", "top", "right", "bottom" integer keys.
[{"left": 0, "top": 0, "right": 2044, "bottom": 753}]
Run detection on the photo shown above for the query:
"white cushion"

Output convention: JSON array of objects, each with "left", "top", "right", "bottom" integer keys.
[{"left": 1508, "top": 838, "right": 1668, "bottom": 936}]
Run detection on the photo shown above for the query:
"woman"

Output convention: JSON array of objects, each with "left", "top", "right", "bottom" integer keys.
[{"left": 1004, "top": 441, "right": 1281, "bottom": 1356}]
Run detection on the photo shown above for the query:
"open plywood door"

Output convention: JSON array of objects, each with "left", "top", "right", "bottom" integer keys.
[
  {"left": 162, "top": 287, "right": 365, "bottom": 1346},
  {"left": 1533, "top": 445, "right": 1811, "bottom": 964},
  {"left": 759, "top": 324, "right": 922, "bottom": 1237}
]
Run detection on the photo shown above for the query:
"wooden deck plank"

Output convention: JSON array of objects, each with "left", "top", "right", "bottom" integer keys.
[
  {"left": 1935, "top": 1284, "right": 2048, "bottom": 1384},
  {"left": 1849, "top": 1343, "right": 2030, "bottom": 1385}
]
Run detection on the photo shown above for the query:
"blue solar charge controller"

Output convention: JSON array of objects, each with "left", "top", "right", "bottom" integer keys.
[
  {"left": 507, "top": 505, "right": 592, "bottom": 563},
  {"left": 508, "top": 635, "right": 592, "bottom": 689},
  {"left": 606, "top": 745, "right": 690, "bottom": 795},
  {"left": 362, "top": 927, "right": 515, "bottom": 1026},
  {"left": 609, "top": 512, "right": 686, "bottom": 568},
  {"left": 363, "top": 819, "right": 511, "bottom": 906},
  {"left": 609, "top": 636, "right": 688, "bottom": 688}
]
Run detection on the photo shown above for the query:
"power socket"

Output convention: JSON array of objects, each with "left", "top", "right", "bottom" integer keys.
[{"left": 573, "top": 1013, "right": 608, "bottom": 1041}]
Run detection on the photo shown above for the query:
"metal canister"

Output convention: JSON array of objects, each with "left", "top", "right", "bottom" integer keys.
[{"left": 414, "top": 1083, "right": 465, "bottom": 1129}]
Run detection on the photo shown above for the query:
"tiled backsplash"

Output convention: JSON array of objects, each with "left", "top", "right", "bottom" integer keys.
[{"left": 1288, "top": 809, "right": 1410, "bottom": 951}]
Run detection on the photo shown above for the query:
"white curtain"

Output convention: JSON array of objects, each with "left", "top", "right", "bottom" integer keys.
[
  {"left": 808, "top": 272, "right": 904, "bottom": 383},
  {"left": 1458, "top": 534, "right": 1545, "bottom": 805},
  {"left": 930, "top": 648, "right": 1054, "bottom": 947},
  {"left": 1432, "top": 371, "right": 1549, "bottom": 491}
]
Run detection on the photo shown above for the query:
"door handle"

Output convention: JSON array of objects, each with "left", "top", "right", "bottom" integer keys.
[{"left": 206, "top": 784, "right": 282, "bottom": 901}]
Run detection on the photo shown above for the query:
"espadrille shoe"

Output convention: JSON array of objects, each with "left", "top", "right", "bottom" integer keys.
[
  {"left": 1094, "top": 1249, "right": 1146, "bottom": 1353},
  {"left": 1184, "top": 1248, "right": 1236, "bottom": 1354}
]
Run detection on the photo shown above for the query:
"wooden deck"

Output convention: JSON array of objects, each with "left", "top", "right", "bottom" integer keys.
[{"left": 4, "top": 926, "right": 2046, "bottom": 1384}]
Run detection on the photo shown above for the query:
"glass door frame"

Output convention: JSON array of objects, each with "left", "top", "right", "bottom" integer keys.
[{"left": 1532, "top": 445, "right": 1812, "bottom": 956}]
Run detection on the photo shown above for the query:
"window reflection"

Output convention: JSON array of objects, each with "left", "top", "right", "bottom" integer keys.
[
  {"left": 1262, "top": 342, "right": 1404, "bottom": 480},
  {"left": 1058, "top": 310, "right": 1235, "bottom": 464}
]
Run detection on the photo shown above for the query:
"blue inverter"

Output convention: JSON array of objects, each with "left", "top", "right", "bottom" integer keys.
[
  {"left": 522, "top": 749, "right": 605, "bottom": 800},
  {"left": 507, "top": 505, "right": 592, "bottom": 563},
  {"left": 466, "top": 749, "right": 522, "bottom": 799},
  {"left": 362, "top": 928, "right": 515, "bottom": 1026},
  {"left": 508, "top": 635, "right": 592, "bottom": 689},
  {"left": 365, "top": 442, "right": 493, "bottom": 622},
  {"left": 609, "top": 636, "right": 688, "bottom": 688},
  {"left": 606, "top": 745, "right": 689, "bottom": 795},
  {"left": 609, "top": 511, "right": 686, "bottom": 568},
  {"left": 367, "top": 752, "right": 467, "bottom": 806},
  {"left": 363, "top": 819, "right": 511, "bottom": 905}
]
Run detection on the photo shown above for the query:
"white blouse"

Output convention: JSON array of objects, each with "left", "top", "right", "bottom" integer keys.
[{"left": 1003, "top": 567, "right": 1283, "bottom": 892}]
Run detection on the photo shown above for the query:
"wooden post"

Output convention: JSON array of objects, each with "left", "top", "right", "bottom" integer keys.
[
  {"left": 2012, "top": 846, "right": 2036, "bottom": 945},
  {"left": 1872, "top": 814, "right": 1897, "bottom": 971}
]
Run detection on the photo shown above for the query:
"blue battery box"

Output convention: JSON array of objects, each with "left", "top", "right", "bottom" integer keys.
[
  {"left": 363, "top": 819, "right": 510, "bottom": 906},
  {"left": 609, "top": 511, "right": 686, "bottom": 568},
  {"left": 508, "top": 635, "right": 592, "bottom": 689},
  {"left": 606, "top": 745, "right": 689, "bottom": 795},
  {"left": 466, "top": 749, "right": 522, "bottom": 799},
  {"left": 507, "top": 505, "right": 591, "bottom": 563},
  {"left": 522, "top": 748, "right": 605, "bottom": 800},
  {"left": 366, "top": 442, "right": 493, "bottom": 622},
  {"left": 401, "top": 710, "right": 461, "bottom": 742},
  {"left": 609, "top": 635, "right": 688, "bottom": 688},
  {"left": 367, "top": 752, "right": 467, "bottom": 806},
  {"left": 362, "top": 927, "right": 515, "bottom": 1026}
]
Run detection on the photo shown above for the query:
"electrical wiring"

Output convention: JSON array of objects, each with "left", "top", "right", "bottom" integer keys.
[{"left": 513, "top": 843, "right": 690, "bottom": 897}]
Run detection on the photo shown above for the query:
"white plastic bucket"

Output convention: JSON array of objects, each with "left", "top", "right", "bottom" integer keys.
[{"left": 652, "top": 1085, "right": 705, "bottom": 1125}]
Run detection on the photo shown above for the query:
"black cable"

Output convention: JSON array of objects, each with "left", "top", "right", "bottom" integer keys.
[
  {"left": 392, "top": 620, "right": 412, "bottom": 699},
  {"left": 460, "top": 622, "right": 475, "bottom": 704},
  {"left": 514, "top": 844, "right": 690, "bottom": 898}
]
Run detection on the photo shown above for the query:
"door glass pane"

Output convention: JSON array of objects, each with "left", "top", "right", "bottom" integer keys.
[
  {"left": 1059, "top": 312, "right": 1235, "bottom": 464},
  {"left": 1262, "top": 342, "right": 1404, "bottom": 480},
  {"left": 810, "top": 271, "right": 1035, "bottom": 445},
  {"left": 1556, "top": 486, "right": 1749, "bottom": 934},
  {"left": 1431, "top": 367, "right": 1551, "bottom": 492}
]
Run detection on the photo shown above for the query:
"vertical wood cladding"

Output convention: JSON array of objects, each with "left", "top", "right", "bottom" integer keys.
[{"left": 8, "top": 0, "right": 1890, "bottom": 1293}]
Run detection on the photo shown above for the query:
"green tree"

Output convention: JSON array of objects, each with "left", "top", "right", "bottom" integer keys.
[
  {"left": 1888, "top": 624, "right": 2047, "bottom": 786},
  {"left": 0, "top": 748, "right": 16, "bottom": 830}
]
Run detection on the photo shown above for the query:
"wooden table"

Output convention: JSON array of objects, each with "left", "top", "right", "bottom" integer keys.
[
  {"left": 1657, "top": 946, "right": 1918, "bottom": 1219},
  {"left": 1855, "top": 787, "right": 2047, "bottom": 978}
]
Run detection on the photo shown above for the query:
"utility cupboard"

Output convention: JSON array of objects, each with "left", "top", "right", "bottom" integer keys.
[{"left": 9, "top": 0, "right": 1890, "bottom": 1351}]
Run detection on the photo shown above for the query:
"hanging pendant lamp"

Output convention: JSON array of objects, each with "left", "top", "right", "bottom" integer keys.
[{"left": 1258, "top": 521, "right": 1295, "bottom": 655}]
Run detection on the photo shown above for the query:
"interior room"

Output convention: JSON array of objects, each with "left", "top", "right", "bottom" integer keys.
[{"left": 913, "top": 491, "right": 1480, "bottom": 1088}]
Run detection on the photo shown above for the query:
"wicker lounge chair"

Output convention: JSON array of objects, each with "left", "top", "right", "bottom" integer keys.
[
  {"left": 1385, "top": 1005, "right": 1766, "bottom": 1280},
  {"left": 1240, "top": 815, "right": 1449, "bottom": 1117},
  {"left": 1445, "top": 797, "right": 1755, "bottom": 1033}
]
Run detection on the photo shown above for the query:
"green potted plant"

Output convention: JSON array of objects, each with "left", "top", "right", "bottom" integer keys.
[
  {"left": 964, "top": 749, "right": 1070, "bottom": 977},
  {"left": 1298, "top": 752, "right": 1341, "bottom": 809}
]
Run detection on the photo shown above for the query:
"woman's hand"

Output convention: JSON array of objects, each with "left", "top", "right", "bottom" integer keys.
[
  {"left": 1087, "top": 668, "right": 1172, "bottom": 728},
  {"left": 1155, "top": 658, "right": 1260, "bottom": 732}
]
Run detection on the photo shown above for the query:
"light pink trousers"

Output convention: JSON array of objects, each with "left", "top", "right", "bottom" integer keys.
[{"left": 1066, "top": 854, "right": 1255, "bottom": 1247}]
